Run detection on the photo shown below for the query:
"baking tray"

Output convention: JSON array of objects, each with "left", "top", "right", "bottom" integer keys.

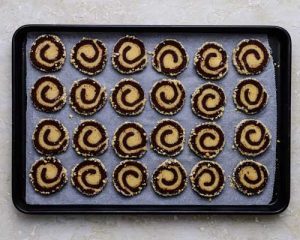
[{"left": 12, "top": 25, "right": 291, "bottom": 214}]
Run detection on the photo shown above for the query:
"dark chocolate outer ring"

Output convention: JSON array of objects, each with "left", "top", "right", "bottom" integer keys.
[
  {"left": 234, "top": 78, "right": 268, "bottom": 114},
  {"left": 112, "top": 36, "right": 147, "bottom": 74},
  {"left": 151, "top": 119, "right": 185, "bottom": 156},
  {"left": 71, "top": 159, "right": 107, "bottom": 196},
  {"left": 31, "top": 76, "right": 66, "bottom": 112},
  {"left": 73, "top": 120, "right": 108, "bottom": 157},
  {"left": 30, "top": 35, "right": 65, "bottom": 72},
  {"left": 71, "top": 38, "right": 107, "bottom": 75},
  {"left": 70, "top": 78, "right": 107, "bottom": 115},
  {"left": 191, "top": 83, "right": 225, "bottom": 120},
  {"left": 110, "top": 79, "right": 145, "bottom": 115},
  {"left": 112, "top": 122, "right": 147, "bottom": 159},
  {"left": 233, "top": 160, "right": 268, "bottom": 195},
  {"left": 152, "top": 39, "right": 188, "bottom": 76},
  {"left": 234, "top": 120, "right": 271, "bottom": 156},
  {"left": 33, "top": 119, "right": 69, "bottom": 155},
  {"left": 194, "top": 42, "right": 228, "bottom": 79},
  {"left": 113, "top": 160, "right": 147, "bottom": 196},
  {"left": 29, "top": 157, "right": 67, "bottom": 195}
]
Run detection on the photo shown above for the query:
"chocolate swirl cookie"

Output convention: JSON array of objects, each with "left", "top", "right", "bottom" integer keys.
[
  {"left": 71, "top": 159, "right": 107, "bottom": 196},
  {"left": 112, "top": 36, "right": 147, "bottom": 74},
  {"left": 194, "top": 42, "right": 228, "bottom": 80},
  {"left": 31, "top": 75, "right": 66, "bottom": 112},
  {"left": 30, "top": 34, "right": 66, "bottom": 72},
  {"left": 73, "top": 120, "right": 109, "bottom": 157},
  {"left": 113, "top": 160, "right": 148, "bottom": 197},
  {"left": 110, "top": 78, "right": 146, "bottom": 116},
  {"left": 152, "top": 159, "right": 187, "bottom": 197},
  {"left": 189, "top": 122, "right": 225, "bottom": 159},
  {"left": 112, "top": 122, "right": 147, "bottom": 159},
  {"left": 190, "top": 161, "right": 225, "bottom": 198},
  {"left": 233, "top": 78, "right": 268, "bottom": 114},
  {"left": 71, "top": 38, "right": 107, "bottom": 75},
  {"left": 32, "top": 119, "right": 69, "bottom": 155},
  {"left": 70, "top": 78, "right": 107, "bottom": 116},
  {"left": 233, "top": 39, "right": 270, "bottom": 75},
  {"left": 152, "top": 39, "right": 188, "bottom": 76},
  {"left": 234, "top": 119, "right": 271, "bottom": 157},
  {"left": 150, "top": 79, "right": 185, "bottom": 115},
  {"left": 29, "top": 157, "right": 67, "bottom": 195},
  {"left": 151, "top": 119, "right": 185, "bottom": 156},
  {"left": 191, "top": 83, "right": 226, "bottom": 120},
  {"left": 233, "top": 160, "right": 269, "bottom": 196}
]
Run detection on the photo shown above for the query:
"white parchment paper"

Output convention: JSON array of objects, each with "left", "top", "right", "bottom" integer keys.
[{"left": 25, "top": 31, "right": 276, "bottom": 205}]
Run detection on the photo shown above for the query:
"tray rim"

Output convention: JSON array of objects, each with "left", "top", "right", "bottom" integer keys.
[{"left": 12, "top": 24, "right": 291, "bottom": 214}]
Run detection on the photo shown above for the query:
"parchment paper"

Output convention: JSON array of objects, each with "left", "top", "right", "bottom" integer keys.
[{"left": 25, "top": 31, "right": 276, "bottom": 205}]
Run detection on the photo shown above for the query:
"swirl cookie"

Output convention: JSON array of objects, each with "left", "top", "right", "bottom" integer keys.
[
  {"left": 71, "top": 159, "right": 107, "bottom": 196},
  {"left": 189, "top": 122, "right": 225, "bottom": 159},
  {"left": 110, "top": 79, "right": 146, "bottom": 116},
  {"left": 112, "top": 36, "right": 147, "bottom": 74},
  {"left": 150, "top": 79, "right": 185, "bottom": 115},
  {"left": 113, "top": 160, "right": 148, "bottom": 197},
  {"left": 70, "top": 78, "right": 107, "bottom": 116},
  {"left": 73, "top": 120, "right": 109, "bottom": 157},
  {"left": 31, "top": 76, "right": 66, "bottom": 112},
  {"left": 233, "top": 78, "right": 268, "bottom": 114},
  {"left": 191, "top": 83, "right": 226, "bottom": 120},
  {"left": 232, "top": 160, "right": 269, "bottom": 196},
  {"left": 32, "top": 119, "right": 69, "bottom": 155},
  {"left": 112, "top": 122, "right": 147, "bottom": 159},
  {"left": 233, "top": 39, "right": 270, "bottom": 75},
  {"left": 30, "top": 34, "right": 66, "bottom": 72},
  {"left": 151, "top": 119, "right": 185, "bottom": 156},
  {"left": 190, "top": 161, "right": 225, "bottom": 198},
  {"left": 194, "top": 42, "right": 228, "bottom": 80},
  {"left": 29, "top": 157, "right": 67, "bottom": 195},
  {"left": 152, "top": 159, "right": 187, "bottom": 197},
  {"left": 152, "top": 39, "right": 188, "bottom": 76},
  {"left": 70, "top": 38, "right": 107, "bottom": 75},
  {"left": 234, "top": 119, "right": 271, "bottom": 157}
]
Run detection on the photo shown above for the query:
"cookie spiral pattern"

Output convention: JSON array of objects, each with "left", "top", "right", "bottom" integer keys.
[
  {"left": 233, "top": 78, "right": 268, "bottom": 114},
  {"left": 150, "top": 79, "right": 185, "bottom": 115},
  {"left": 110, "top": 78, "right": 146, "bottom": 116},
  {"left": 33, "top": 119, "right": 69, "bottom": 155},
  {"left": 152, "top": 39, "right": 188, "bottom": 76},
  {"left": 70, "top": 78, "right": 107, "bottom": 116},
  {"left": 151, "top": 119, "right": 185, "bottom": 156},
  {"left": 194, "top": 42, "right": 228, "bottom": 80},
  {"left": 191, "top": 83, "right": 226, "bottom": 120},
  {"left": 73, "top": 120, "right": 109, "bottom": 157},
  {"left": 113, "top": 160, "right": 148, "bottom": 197},
  {"left": 152, "top": 159, "right": 187, "bottom": 197},
  {"left": 234, "top": 119, "right": 271, "bottom": 156},
  {"left": 233, "top": 160, "right": 269, "bottom": 196},
  {"left": 31, "top": 76, "right": 66, "bottom": 112},
  {"left": 71, "top": 159, "right": 107, "bottom": 196},
  {"left": 30, "top": 34, "right": 66, "bottom": 72},
  {"left": 190, "top": 161, "right": 225, "bottom": 198},
  {"left": 233, "top": 39, "right": 270, "bottom": 75},
  {"left": 70, "top": 38, "right": 107, "bottom": 75},
  {"left": 29, "top": 157, "right": 67, "bottom": 195},
  {"left": 112, "top": 35, "right": 147, "bottom": 74},
  {"left": 112, "top": 122, "right": 147, "bottom": 159},
  {"left": 189, "top": 122, "right": 225, "bottom": 159}
]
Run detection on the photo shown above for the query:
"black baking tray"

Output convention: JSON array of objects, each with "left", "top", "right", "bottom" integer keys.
[{"left": 12, "top": 25, "right": 291, "bottom": 214}]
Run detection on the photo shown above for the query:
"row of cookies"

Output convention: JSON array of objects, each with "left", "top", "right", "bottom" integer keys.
[
  {"left": 32, "top": 119, "right": 271, "bottom": 159},
  {"left": 31, "top": 77, "right": 268, "bottom": 118},
  {"left": 30, "top": 34, "right": 270, "bottom": 77},
  {"left": 29, "top": 157, "right": 269, "bottom": 198}
]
